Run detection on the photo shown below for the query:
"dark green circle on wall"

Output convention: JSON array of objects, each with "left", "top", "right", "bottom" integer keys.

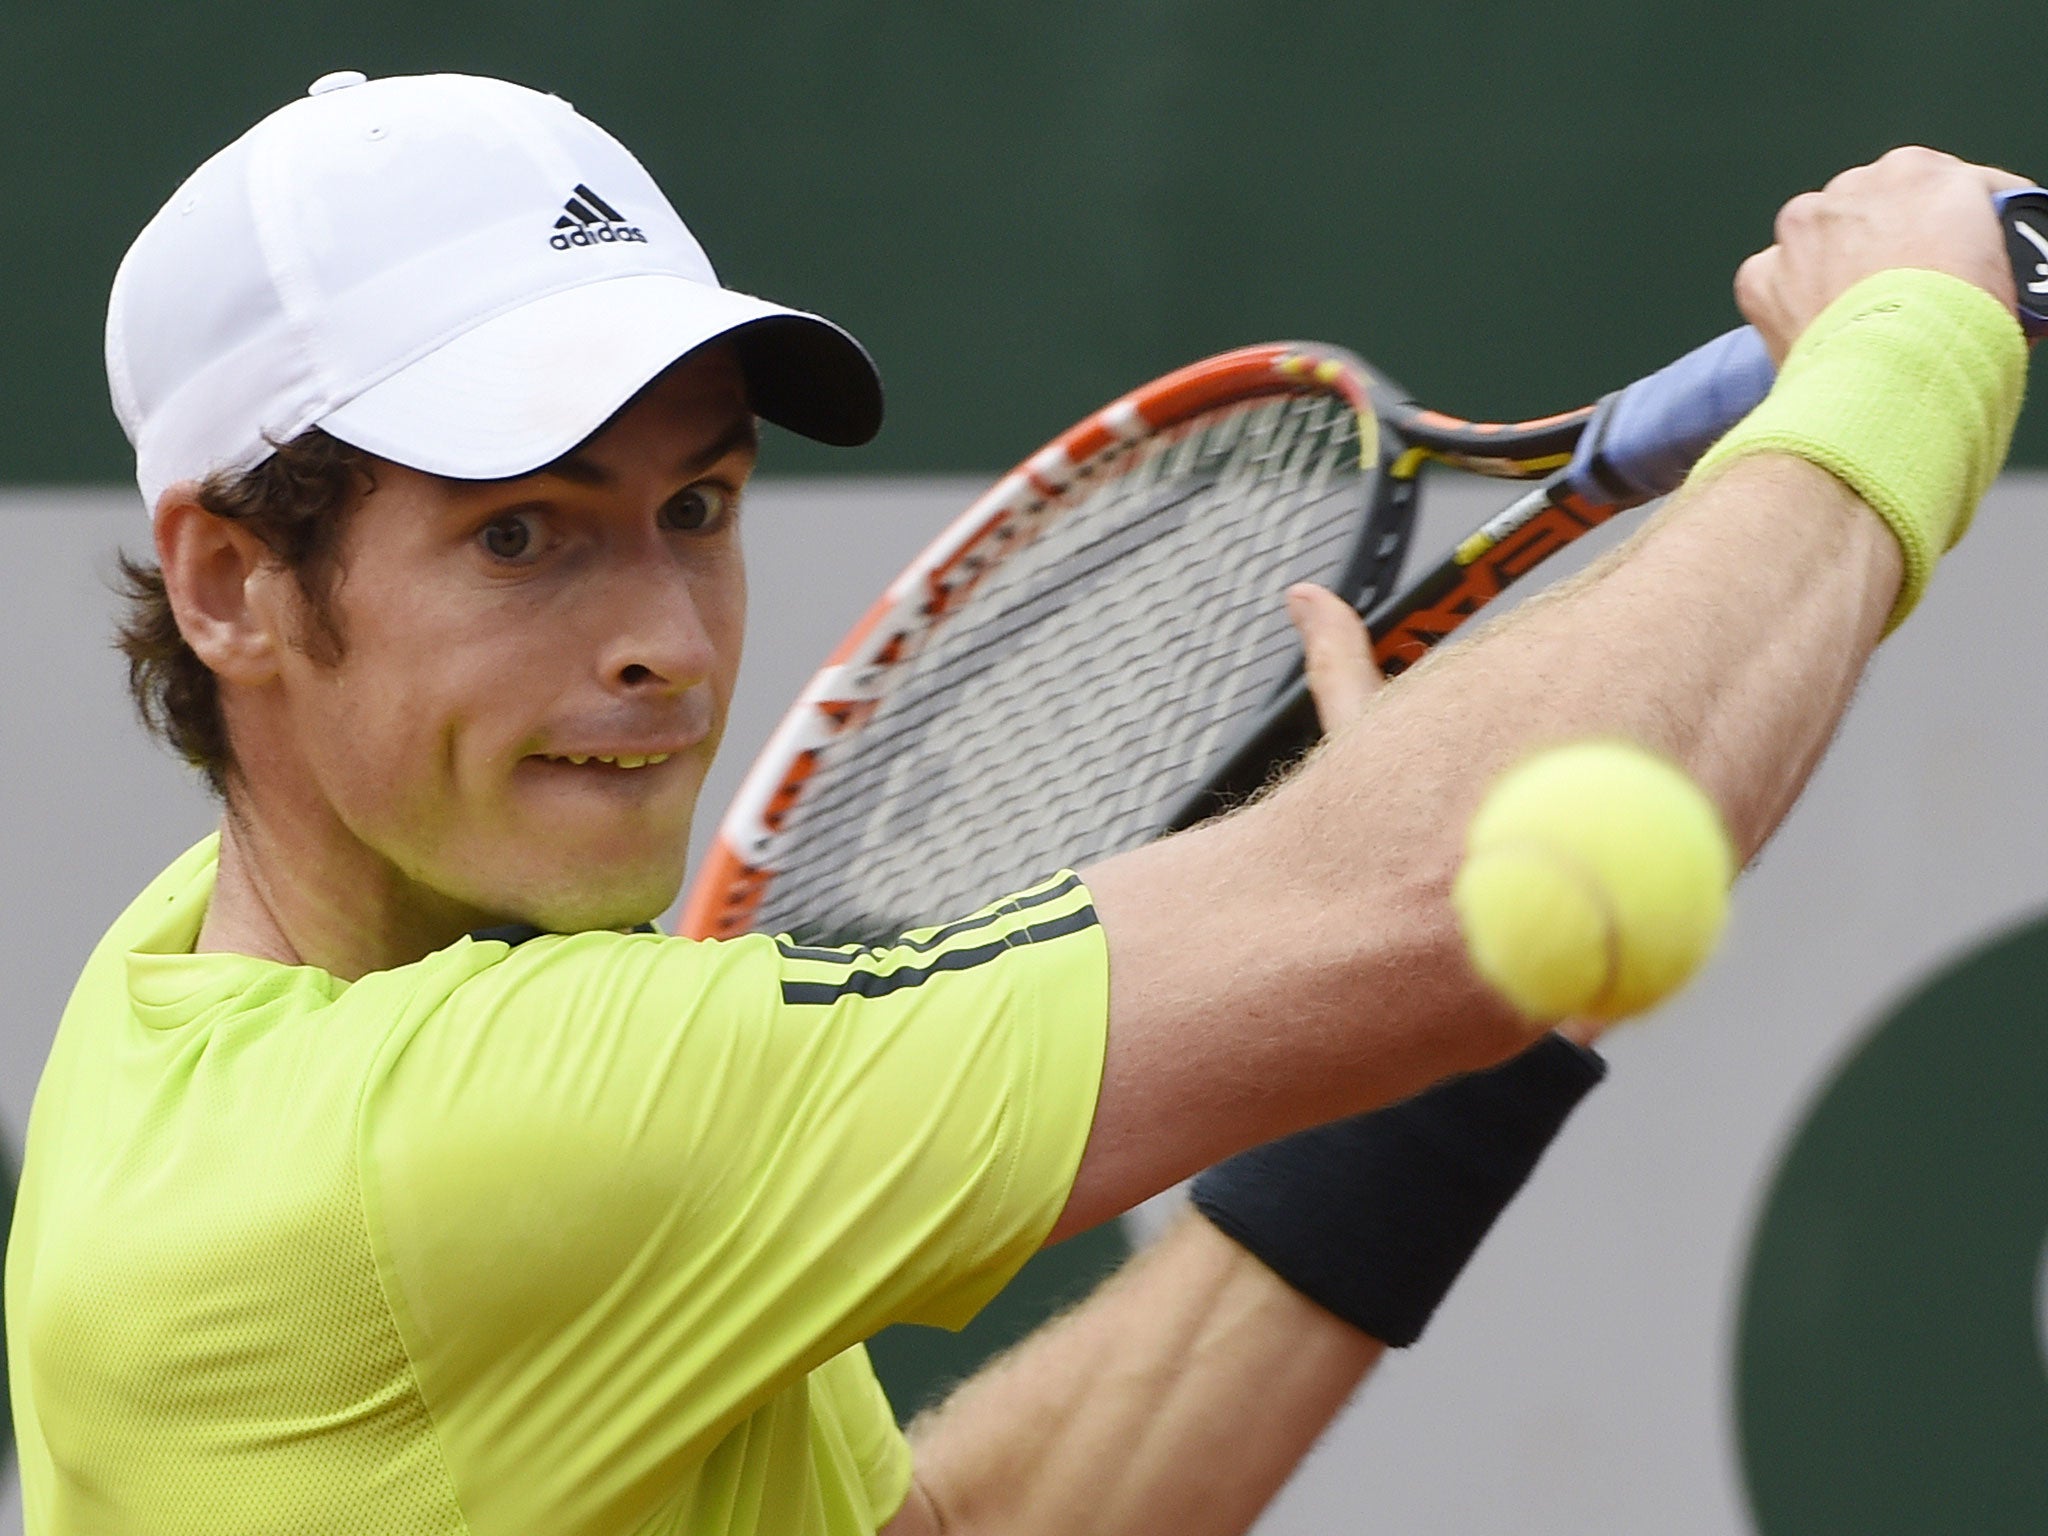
[{"left": 1736, "top": 914, "right": 2048, "bottom": 1533}]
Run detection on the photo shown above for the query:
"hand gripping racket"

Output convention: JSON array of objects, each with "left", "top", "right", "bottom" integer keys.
[{"left": 682, "top": 190, "right": 2048, "bottom": 947}]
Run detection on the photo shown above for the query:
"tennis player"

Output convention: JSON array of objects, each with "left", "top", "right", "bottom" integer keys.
[{"left": 6, "top": 71, "right": 2030, "bottom": 1536}]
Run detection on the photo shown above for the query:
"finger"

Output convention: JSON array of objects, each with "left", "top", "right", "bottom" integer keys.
[
  {"left": 1287, "top": 582, "right": 1382, "bottom": 734},
  {"left": 1880, "top": 145, "right": 2030, "bottom": 194},
  {"left": 1972, "top": 163, "right": 2034, "bottom": 193},
  {"left": 1772, "top": 188, "right": 1828, "bottom": 244},
  {"left": 1732, "top": 246, "right": 1792, "bottom": 363}
]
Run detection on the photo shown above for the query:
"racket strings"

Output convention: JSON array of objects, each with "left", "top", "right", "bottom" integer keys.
[{"left": 760, "top": 390, "right": 1371, "bottom": 945}]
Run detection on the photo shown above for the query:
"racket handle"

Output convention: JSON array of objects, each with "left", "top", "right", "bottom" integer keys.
[
  {"left": 1564, "top": 186, "right": 2048, "bottom": 510},
  {"left": 1997, "top": 187, "right": 2048, "bottom": 336},
  {"left": 1557, "top": 326, "right": 1774, "bottom": 510}
]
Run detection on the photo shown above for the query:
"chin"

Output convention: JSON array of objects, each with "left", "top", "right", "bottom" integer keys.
[
  {"left": 478, "top": 853, "right": 687, "bottom": 937},
  {"left": 525, "top": 880, "right": 684, "bottom": 936}
]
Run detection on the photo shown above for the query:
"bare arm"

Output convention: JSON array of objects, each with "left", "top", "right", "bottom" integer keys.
[
  {"left": 1054, "top": 145, "right": 2031, "bottom": 1240},
  {"left": 882, "top": 1215, "right": 1383, "bottom": 1536},
  {"left": 872, "top": 593, "right": 1638, "bottom": 1536},
  {"left": 869, "top": 148, "right": 2027, "bottom": 1536},
  {"left": 1058, "top": 458, "right": 1893, "bottom": 1238},
  {"left": 880, "top": 596, "right": 1616, "bottom": 1536},
  {"left": 876, "top": 467, "right": 1890, "bottom": 1532}
]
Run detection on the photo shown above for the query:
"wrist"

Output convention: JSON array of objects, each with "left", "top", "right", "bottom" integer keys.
[
  {"left": 1713, "top": 450, "right": 1905, "bottom": 631},
  {"left": 1189, "top": 1032, "right": 1606, "bottom": 1347},
  {"left": 1689, "top": 268, "right": 2027, "bottom": 631}
]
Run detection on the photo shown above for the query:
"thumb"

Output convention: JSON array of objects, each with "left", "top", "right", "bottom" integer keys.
[{"left": 1286, "top": 582, "right": 1383, "bottom": 735}]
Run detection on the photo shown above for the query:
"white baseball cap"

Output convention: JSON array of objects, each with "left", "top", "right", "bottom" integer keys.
[{"left": 107, "top": 70, "right": 883, "bottom": 514}]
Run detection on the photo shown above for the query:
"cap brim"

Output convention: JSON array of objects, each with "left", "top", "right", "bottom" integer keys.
[{"left": 317, "top": 272, "right": 882, "bottom": 478}]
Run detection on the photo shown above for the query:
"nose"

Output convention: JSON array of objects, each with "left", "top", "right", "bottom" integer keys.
[{"left": 594, "top": 561, "right": 718, "bottom": 697}]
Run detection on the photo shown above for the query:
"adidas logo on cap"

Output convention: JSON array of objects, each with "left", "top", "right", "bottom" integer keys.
[{"left": 549, "top": 184, "right": 648, "bottom": 250}]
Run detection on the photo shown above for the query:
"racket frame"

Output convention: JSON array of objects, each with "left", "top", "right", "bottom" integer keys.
[
  {"left": 681, "top": 343, "right": 1620, "bottom": 941},
  {"left": 688, "top": 188, "right": 2048, "bottom": 942},
  {"left": 682, "top": 343, "right": 1389, "bottom": 939}
]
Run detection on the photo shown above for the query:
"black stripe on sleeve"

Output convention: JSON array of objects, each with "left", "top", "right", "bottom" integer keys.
[
  {"left": 773, "top": 873, "right": 1084, "bottom": 964},
  {"left": 778, "top": 902, "right": 1098, "bottom": 1005},
  {"left": 468, "top": 920, "right": 661, "bottom": 949},
  {"left": 470, "top": 922, "right": 547, "bottom": 947}
]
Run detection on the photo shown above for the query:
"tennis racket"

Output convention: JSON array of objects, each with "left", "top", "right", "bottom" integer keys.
[{"left": 682, "top": 190, "right": 2048, "bottom": 947}]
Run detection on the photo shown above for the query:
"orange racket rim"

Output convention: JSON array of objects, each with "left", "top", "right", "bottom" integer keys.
[{"left": 679, "top": 343, "right": 1378, "bottom": 940}]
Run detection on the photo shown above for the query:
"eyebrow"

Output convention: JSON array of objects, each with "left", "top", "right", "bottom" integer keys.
[{"left": 537, "top": 417, "right": 760, "bottom": 489}]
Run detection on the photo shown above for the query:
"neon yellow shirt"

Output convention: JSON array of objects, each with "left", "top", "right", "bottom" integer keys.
[{"left": 6, "top": 839, "right": 1108, "bottom": 1535}]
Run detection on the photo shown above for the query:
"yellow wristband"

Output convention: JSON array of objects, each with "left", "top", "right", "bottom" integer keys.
[{"left": 1687, "top": 269, "right": 2027, "bottom": 631}]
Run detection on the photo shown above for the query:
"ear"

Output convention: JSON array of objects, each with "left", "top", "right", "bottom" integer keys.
[{"left": 153, "top": 488, "right": 290, "bottom": 686}]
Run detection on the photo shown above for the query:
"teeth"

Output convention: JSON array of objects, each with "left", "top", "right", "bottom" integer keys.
[{"left": 546, "top": 752, "right": 672, "bottom": 768}]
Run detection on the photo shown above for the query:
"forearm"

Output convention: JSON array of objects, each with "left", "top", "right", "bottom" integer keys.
[
  {"left": 1310, "top": 452, "right": 1894, "bottom": 866},
  {"left": 888, "top": 1215, "right": 1383, "bottom": 1536},
  {"left": 1070, "top": 454, "right": 1894, "bottom": 1231},
  {"left": 889, "top": 1032, "right": 1606, "bottom": 1534}
]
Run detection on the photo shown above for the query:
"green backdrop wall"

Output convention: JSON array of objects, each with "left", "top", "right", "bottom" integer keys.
[
  {"left": 1737, "top": 911, "right": 2048, "bottom": 1532},
  {"left": 9, "top": 0, "right": 2047, "bottom": 487}
]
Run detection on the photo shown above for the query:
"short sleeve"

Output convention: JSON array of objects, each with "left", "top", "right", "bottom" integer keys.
[{"left": 357, "top": 872, "right": 1107, "bottom": 1534}]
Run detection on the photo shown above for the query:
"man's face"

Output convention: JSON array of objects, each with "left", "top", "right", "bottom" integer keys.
[{"left": 262, "top": 347, "right": 754, "bottom": 934}]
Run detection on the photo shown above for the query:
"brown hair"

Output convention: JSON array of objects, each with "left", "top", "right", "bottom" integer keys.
[{"left": 114, "top": 430, "right": 376, "bottom": 798}]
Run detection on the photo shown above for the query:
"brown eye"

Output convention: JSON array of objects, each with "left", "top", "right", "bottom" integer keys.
[
  {"left": 480, "top": 514, "right": 536, "bottom": 561},
  {"left": 660, "top": 484, "right": 730, "bottom": 533}
]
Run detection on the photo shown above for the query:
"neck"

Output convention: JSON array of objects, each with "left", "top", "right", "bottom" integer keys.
[{"left": 195, "top": 795, "right": 498, "bottom": 982}]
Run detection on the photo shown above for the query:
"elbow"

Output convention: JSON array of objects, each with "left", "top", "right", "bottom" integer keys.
[{"left": 882, "top": 1471, "right": 959, "bottom": 1536}]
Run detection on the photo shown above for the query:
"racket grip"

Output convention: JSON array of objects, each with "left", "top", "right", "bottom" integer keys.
[
  {"left": 1996, "top": 187, "right": 2048, "bottom": 336},
  {"left": 1559, "top": 326, "right": 1775, "bottom": 509},
  {"left": 1570, "top": 187, "right": 2048, "bottom": 509}
]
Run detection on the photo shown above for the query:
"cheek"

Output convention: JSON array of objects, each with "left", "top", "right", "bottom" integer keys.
[
  {"left": 698, "top": 550, "right": 747, "bottom": 703},
  {"left": 287, "top": 623, "right": 522, "bottom": 848},
  {"left": 290, "top": 650, "right": 450, "bottom": 820}
]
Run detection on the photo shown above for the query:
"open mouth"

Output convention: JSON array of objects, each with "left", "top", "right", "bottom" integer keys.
[{"left": 536, "top": 752, "right": 674, "bottom": 769}]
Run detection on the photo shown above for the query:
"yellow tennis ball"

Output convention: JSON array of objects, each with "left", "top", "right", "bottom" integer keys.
[{"left": 1452, "top": 739, "right": 1734, "bottom": 1023}]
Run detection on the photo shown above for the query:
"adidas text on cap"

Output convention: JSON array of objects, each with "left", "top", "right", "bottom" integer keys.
[{"left": 107, "top": 71, "right": 883, "bottom": 514}]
